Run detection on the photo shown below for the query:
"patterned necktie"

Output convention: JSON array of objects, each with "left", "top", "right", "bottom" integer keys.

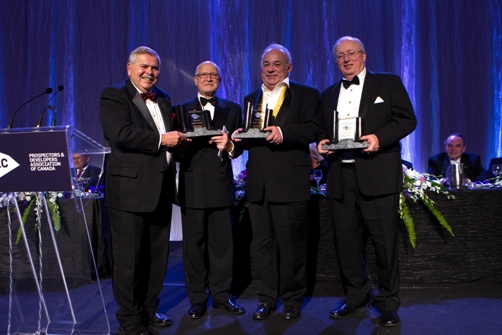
[
  {"left": 342, "top": 75, "right": 360, "bottom": 89},
  {"left": 200, "top": 97, "right": 216, "bottom": 106},
  {"left": 140, "top": 92, "right": 156, "bottom": 102}
]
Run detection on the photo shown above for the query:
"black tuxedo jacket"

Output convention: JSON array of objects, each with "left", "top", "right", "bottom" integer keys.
[
  {"left": 319, "top": 71, "right": 417, "bottom": 198},
  {"left": 243, "top": 81, "right": 322, "bottom": 203},
  {"left": 99, "top": 80, "right": 176, "bottom": 212},
  {"left": 176, "top": 97, "right": 242, "bottom": 209},
  {"left": 427, "top": 152, "right": 486, "bottom": 181}
]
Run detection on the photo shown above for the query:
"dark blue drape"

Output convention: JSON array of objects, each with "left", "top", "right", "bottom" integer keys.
[{"left": 1, "top": 0, "right": 501, "bottom": 174}]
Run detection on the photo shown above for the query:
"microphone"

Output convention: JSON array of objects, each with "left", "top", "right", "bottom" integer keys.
[
  {"left": 8, "top": 87, "right": 53, "bottom": 128},
  {"left": 36, "top": 85, "right": 64, "bottom": 127},
  {"left": 49, "top": 105, "right": 57, "bottom": 127}
]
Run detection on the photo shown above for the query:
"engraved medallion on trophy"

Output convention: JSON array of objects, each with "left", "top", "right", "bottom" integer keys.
[
  {"left": 234, "top": 101, "right": 272, "bottom": 139},
  {"left": 174, "top": 104, "right": 221, "bottom": 137},
  {"left": 322, "top": 110, "right": 369, "bottom": 150}
]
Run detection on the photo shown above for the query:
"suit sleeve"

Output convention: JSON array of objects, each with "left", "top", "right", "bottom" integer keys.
[
  {"left": 427, "top": 156, "right": 440, "bottom": 176},
  {"left": 100, "top": 86, "right": 161, "bottom": 155},
  {"left": 280, "top": 86, "right": 323, "bottom": 145},
  {"left": 372, "top": 76, "right": 417, "bottom": 149}
]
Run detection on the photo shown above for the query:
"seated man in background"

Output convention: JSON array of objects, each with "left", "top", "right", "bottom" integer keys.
[
  {"left": 72, "top": 153, "right": 102, "bottom": 191},
  {"left": 427, "top": 133, "right": 487, "bottom": 185}
]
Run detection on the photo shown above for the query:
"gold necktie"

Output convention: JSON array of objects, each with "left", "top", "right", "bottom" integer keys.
[{"left": 272, "top": 85, "right": 287, "bottom": 117}]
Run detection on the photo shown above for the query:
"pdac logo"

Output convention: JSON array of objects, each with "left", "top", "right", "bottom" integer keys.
[{"left": 0, "top": 152, "right": 20, "bottom": 178}]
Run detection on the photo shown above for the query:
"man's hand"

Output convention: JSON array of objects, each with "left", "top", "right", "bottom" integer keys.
[
  {"left": 161, "top": 131, "right": 190, "bottom": 148},
  {"left": 209, "top": 131, "right": 233, "bottom": 151},
  {"left": 231, "top": 128, "right": 244, "bottom": 142},
  {"left": 360, "top": 134, "right": 380, "bottom": 154},
  {"left": 264, "top": 126, "right": 282, "bottom": 145},
  {"left": 318, "top": 139, "right": 332, "bottom": 156}
]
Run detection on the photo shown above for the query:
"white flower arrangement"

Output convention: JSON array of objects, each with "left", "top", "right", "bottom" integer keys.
[
  {"left": 0, "top": 191, "right": 66, "bottom": 243},
  {"left": 399, "top": 166, "right": 455, "bottom": 248}
]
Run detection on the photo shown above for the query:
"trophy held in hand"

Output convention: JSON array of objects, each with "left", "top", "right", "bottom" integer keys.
[
  {"left": 234, "top": 101, "right": 272, "bottom": 139},
  {"left": 174, "top": 105, "right": 222, "bottom": 137},
  {"left": 322, "top": 110, "right": 369, "bottom": 150}
]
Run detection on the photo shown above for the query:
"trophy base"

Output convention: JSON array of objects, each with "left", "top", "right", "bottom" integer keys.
[
  {"left": 322, "top": 139, "right": 369, "bottom": 150},
  {"left": 184, "top": 128, "right": 222, "bottom": 138},
  {"left": 234, "top": 128, "right": 271, "bottom": 139}
]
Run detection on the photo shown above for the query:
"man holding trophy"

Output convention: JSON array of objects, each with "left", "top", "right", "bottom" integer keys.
[
  {"left": 176, "top": 61, "right": 244, "bottom": 319},
  {"left": 233, "top": 44, "right": 322, "bottom": 321},
  {"left": 317, "top": 36, "right": 416, "bottom": 327}
]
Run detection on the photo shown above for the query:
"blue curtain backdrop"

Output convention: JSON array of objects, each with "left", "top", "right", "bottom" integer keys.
[{"left": 1, "top": 0, "right": 501, "bottom": 173}]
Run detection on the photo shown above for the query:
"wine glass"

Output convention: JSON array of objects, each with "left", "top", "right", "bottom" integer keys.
[
  {"left": 313, "top": 169, "right": 323, "bottom": 190},
  {"left": 492, "top": 164, "right": 502, "bottom": 181}
]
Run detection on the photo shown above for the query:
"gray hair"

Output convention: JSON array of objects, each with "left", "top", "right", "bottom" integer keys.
[
  {"left": 261, "top": 43, "right": 292, "bottom": 66},
  {"left": 333, "top": 36, "right": 366, "bottom": 56},
  {"left": 129, "top": 46, "right": 161, "bottom": 66},
  {"left": 195, "top": 61, "right": 221, "bottom": 76}
]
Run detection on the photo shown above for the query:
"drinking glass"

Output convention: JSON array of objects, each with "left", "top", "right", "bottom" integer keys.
[
  {"left": 313, "top": 169, "right": 323, "bottom": 190},
  {"left": 492, "top": 164, "right": 502, "bottom": 178}
]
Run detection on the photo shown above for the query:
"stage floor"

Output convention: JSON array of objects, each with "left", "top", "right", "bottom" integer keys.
[{"left": 1, "top": 241, "right": 501, "bottom": 335}]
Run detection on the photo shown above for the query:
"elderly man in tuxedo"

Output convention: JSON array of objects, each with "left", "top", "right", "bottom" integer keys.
[
  {"left": 100, "top": 46, "right": 189, "bottom": 335},
  {"left": 427, "top": 133, "right": 487, "bottom": 185},
  {"left": 176, "top": 61, "right": 245, "bottom": 319},
  {"left": 233, "top": 44, "right": 322, "bottom": 321},
  {"left": 317, "top": 36, "right": 417, "bottom": 327}
]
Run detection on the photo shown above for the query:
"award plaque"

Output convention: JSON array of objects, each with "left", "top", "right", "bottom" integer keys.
[
  {"left": 322, "top": 110, "right": 369, "bottom": 150},
  {"left": 174, "top": 105, "right": 222, "bottom": 137},
  {"left": 234, "top": 101, "right": 272, "bottom": 139}
]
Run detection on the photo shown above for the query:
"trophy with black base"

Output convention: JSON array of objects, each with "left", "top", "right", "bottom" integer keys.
[
  {"left": 322, "top": 111, "right": 369, "bottom": 150},
  {"left": 174, "top": 105, "right": 222, "bottom": 137},
  {"left": 234, "top": 101, "right": 272, "bottom": 139}
]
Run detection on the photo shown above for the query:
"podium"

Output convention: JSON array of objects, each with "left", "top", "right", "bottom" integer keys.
[{"left": 0, "top": 126, "right": 111, "bottom": 335}]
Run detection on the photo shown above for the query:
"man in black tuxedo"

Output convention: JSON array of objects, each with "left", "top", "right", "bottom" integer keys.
[
  {"left": 317, "top": 36, "right": 417, "bottom": 327},
  {"left": 100, "top": 46, "right": 189, "bottom": 335},
  {"left": 232, "top": 44, "right": 322, "bottom": 321},
  {"left": 176, "top": 61, "right": 244, "bottom": 319},
  {"left": 427, "top": 133, "right": 487, "bottom": 184},
  {"left": 71, "top": 153, "right": 102, "bottom": 191}
]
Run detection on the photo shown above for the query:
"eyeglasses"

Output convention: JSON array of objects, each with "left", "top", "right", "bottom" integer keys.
[
  {"left": 336, "top": 50, "right": 363, "bottom": 61},
  {"left": 196, "top": 72, "right": 220, "bottom": 79}
]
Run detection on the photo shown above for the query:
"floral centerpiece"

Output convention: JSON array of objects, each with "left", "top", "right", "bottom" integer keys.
[
  {"left": 0, "top": 188, "right": 101, "bottom": 243},
  {"left": 399, "top": 166, "right": 455, "bottom": 248},
  {"left": 0, "top": 192, "right": 68, "bottom": 242}
]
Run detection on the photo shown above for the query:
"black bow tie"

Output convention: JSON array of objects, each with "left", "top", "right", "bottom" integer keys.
[
  {"left": 140, "top": 92, "right": 156, "bottom": 102},
  {"left": 200, "top": 97, "right": 216, "bottom": 106},
  {"left": 342, "top": 76, "right": 360, "bottom": 89}
]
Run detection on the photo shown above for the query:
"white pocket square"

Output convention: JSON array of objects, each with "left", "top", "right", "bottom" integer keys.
[{"left": 374, "top": 96, "right": 384, "bottom": 104}]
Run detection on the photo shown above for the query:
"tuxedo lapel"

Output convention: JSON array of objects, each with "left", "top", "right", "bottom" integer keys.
[
  {"left": 213, "top": 99, "right": 230, "bottom": 129},
  {"left": 273, "top": 85, "right": 293, "bottom": 126},
  {"left": 329, "top": 83, "right": 342, "bottom": 139},
  {"left": 359, "top": 72, "right": 375, "bottom": 119},
  {"left": 441, "top": 158, "right": 451, "bottom": 177},
  {"left": 154, "top": 87, "right": 172, "bottom": 131},
  {"left": 127, "top": 81, "right": 158, "bottom": 131}
]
